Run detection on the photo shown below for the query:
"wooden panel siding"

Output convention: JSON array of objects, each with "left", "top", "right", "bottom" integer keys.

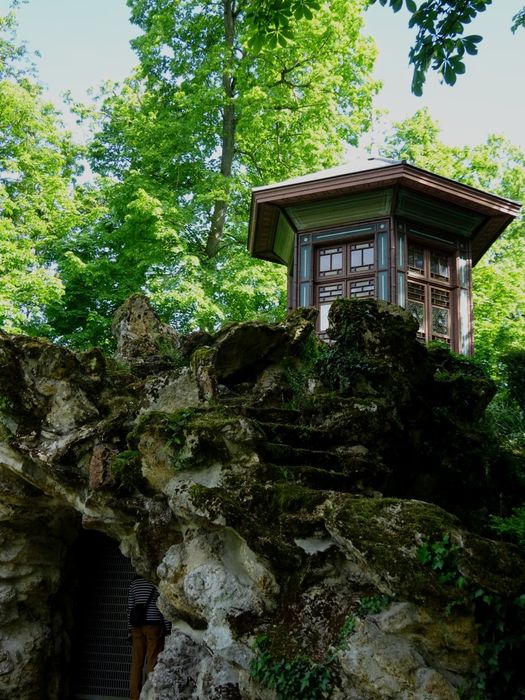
[{"left": 249, "top": 161, "right": 520, "bottom": 266}]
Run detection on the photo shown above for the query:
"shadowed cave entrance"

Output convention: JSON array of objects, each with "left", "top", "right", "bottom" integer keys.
[{"left": 69, "top": 531, "right": 135, "bottom": 700}]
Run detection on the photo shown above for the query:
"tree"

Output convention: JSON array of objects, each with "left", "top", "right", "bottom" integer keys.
[
  {"left": 47, "top": 0, "right": 379, "bottom": 346},
  {"left": 0, "top": 10, "right": 82, "bottom": 335},
  {"left": 247, "top": 0, "right": 524, "bottom": 95},
  {"left": 381, "top": 109, "right": 525, "bottom": 374}
]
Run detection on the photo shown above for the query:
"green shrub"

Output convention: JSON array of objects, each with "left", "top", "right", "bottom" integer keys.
[{"left": 250, "top": 636, "right": 331, "bottom": 700}]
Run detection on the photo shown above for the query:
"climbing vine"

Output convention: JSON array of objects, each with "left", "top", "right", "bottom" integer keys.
[
  {"left": 249, "top": 635, "right": 331, "bottom": 700},
  {"left": 418, "top": 534, "right": 525, "bottom": 698},
  {"left": 250, "top": 593, "right": 392, "bottom": 697}
]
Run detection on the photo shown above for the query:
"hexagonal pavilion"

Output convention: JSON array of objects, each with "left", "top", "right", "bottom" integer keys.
[{"left": 248, "top": 158, "right": 520, "bottom": 354}]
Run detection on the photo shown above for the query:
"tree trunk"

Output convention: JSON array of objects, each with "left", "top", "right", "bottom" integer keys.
[{"left": 205, "top": 0, "right": 236, "bottom": 259}]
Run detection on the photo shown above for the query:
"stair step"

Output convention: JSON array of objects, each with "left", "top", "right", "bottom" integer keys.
[
  {"left": 256, "top": 422, "right": 330, "bottom": 449},
  {"left": 259, "top": 442, "right": 343, "bottom": 470}
]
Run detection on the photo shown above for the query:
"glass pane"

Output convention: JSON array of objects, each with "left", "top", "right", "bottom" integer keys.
[
  {"left": 320, "top": 255, "right": 331, "bottom": 272},
  {"left": 408, "top": 244, "right": 424, "bottom": 274},
  {"left": 432, "top": 307, "right": 449, "bottom": 336},
  {"left": 408, "top": 282, "right": 425, "bottom": 303},
  {"left": 350, "top": 240, "right": 374, "bottom": 272},
  {"left": 378, "top": 231, "right": 388, "bottom": 269},
  {"left": 430, "top": 252, "right": 449, "bottom": 280},
  {"left": 349, "top": 278, "right": 374, "bottom": 298},
  {"left": 397, "top": 232, "right": 405, "bottom": 268},
  {"left": 408, "top": 300, "right": 425, "bottom": 334},
  {"left": 332, "top": 252, "right": 342, "bottom": 269},
  {"left": 300, "top": 246, "right": 311, "bottom": 280},
  {"left": 350, "top": 249, "right": 362, "bottom": 269},
  {"left": 318, "top": 283, "right": 343, "bottom": 301},
  {"left": 319, "top": 304, "right": 331, "bottom": 332},
  {"left": 319, "top": 247, "right": 343, "bottom": 277},
  {"left": 300, "top": 282, "right": 311, "bottom": 307},
  {"left": 363, "top": 248, "right": 374, "bottom": 266},
  {"left": 431, "top": 287, "right": 450, "bottom": 308},
  {"left": 397, "top": 271, "right": 405, "bottom": 307}
]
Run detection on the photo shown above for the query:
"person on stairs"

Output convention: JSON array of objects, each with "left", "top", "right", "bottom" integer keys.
[{"left": 128, "top": 575, "right": 171, "bottom": 700}]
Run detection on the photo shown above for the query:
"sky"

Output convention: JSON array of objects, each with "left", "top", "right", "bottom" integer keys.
[{"left": 3, "top": 0, "right": 525, "bottom": 151}]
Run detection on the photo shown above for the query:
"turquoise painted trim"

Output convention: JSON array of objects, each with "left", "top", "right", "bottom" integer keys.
[
  {"left": 378, "top": 271, "right": 389, "bottom": 301},
  {"left": 397, "top": 271, "right": 406, "bottom": 307}
]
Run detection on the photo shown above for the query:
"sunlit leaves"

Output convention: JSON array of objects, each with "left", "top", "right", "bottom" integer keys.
[
  {"left": 512, "top": 7, "right": 525, "bottom": 33},
  {"left": 382, "top": 110, "right": 525, "bottom": 375},
  {"left": 50, "top": 0, "right": 377, "bottom": 347},
  {"left": 369, "top": 0, "right": 492, "bottom": 94},
  {"left": 0, "top": 72, "right": 82, "bottom": 335},
  {"left": 245, "top": 0, "right": 322, "bottom": 51}
]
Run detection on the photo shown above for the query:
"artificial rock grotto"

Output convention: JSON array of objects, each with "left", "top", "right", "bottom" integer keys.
[{"left": 0, "top": 294, "right": 524, "bottom": 700}]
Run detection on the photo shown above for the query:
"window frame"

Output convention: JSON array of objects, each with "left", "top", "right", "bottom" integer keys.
[
  {"left": 406, "top": 237, "right": 457, "bottom": 347},
  {"left": 314, "top": 235, "right": 377, "bottom": 334}
]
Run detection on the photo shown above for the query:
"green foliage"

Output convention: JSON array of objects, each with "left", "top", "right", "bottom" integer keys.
[
  {"left": 462, "top": 589, "right": 525, "bottom": 699},
  {"left": 382, "top": 111, "right": 525, "bottom": 377},
  {"left": 512, "top": 7, "right": 525, "bottom": 33},
  {"left": 336, "top": 615, "right": 356, "bottom": 649},
  {"left": 164, "top": 408, "right": 199, "bottom": 449},
  {"left": 0, "top": 12, "right": 83, "bottom": 338},
  {"left": 417, "top": 534, "right": 467, "bottom": 589},
  {"left": 50, "top": 0, "right": 378, "bottom": 346},
  {"left": 245, "top": 0, "right": 322, "bottom": 50},
  {"left": 284, "top": 334, "right": 326, "bottom": 408},
  {"left": 109, "top": 449, "right": 146, "bottom": 491},
  {"left": 501, "top": 349, "right": 525, "bottom": 413},
  {"left": 316, "top": 345, "right": 379, "bottom": 396},
  {"left": 356, "top": 595, "right": 391, "bottom": 617},
  {"left": 370, "top": 0, "right": 492, "bottom": 95},
  {"left": 480, "top": 350, "right": 525, "bottom": 480},
  {"left": 250, "top": 636, "right": 331, "bottom": 700},
  {"left": 250, "top": 598, "right": 392, "bottom": 697},
  {"left": 483, "top": 390, "right": 525, "bottom": 454},
  {"left": 419, "top": 534, "right": 525, "bottom": 698},
  {"left": 491, "top": 507, "right": 525, "bottom": 552}
]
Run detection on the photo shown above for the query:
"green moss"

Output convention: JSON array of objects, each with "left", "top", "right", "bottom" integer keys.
[
  {"left": 272, "top": 483, "right": 326, "bottom": 514},
  {"left": 0, "top": 395, "right": 14, "bottom": 412},
  {"left": 326, "top": 497, "right": 463, "bottom": 601},
  {"left": 110, "top": 449, "right": 148, "bottom": 492},
  {"left": 283, "top": 333, "right": 327, "bottom": 409},
  {"left": 0, "top": 421, "right": 13, "bottom": 441},
  {"left": 154, "top": 336, "right": 188, "bottom": 367},
  {"left": 189, "top": 484, "right": 245, "bottom": 523}
]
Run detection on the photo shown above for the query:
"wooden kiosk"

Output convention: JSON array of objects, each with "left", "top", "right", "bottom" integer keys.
[{"left": 248, "top": 158, "right": 520, "bottom": 354}]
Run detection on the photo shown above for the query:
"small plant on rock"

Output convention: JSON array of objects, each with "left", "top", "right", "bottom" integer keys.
[{"left": 250, "top": 635, "right": 332, "bottom": 700}]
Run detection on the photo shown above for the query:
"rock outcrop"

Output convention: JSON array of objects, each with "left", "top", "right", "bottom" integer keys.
[{"left": 0, "top": 296, "right": 523, "bottom": 700}]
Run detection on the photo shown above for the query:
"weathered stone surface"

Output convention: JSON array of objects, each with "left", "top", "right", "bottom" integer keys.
[
  {"left": 0, "top": 297, "right": 523, "bottom": 699},
  {"left": 141, "top": 631, "right": 241, "bottom": 700},
  {"left": 112, "top": 293, "right": 180, "bottom": 361}
]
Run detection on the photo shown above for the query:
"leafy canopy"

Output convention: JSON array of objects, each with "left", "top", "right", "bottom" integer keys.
[
  {"left": 44, "top": 0, "right": 378, "bottom": 348},
  {"left": 0, "top": 9, "right": 82, "bottom": 335},
  {"left": 246, "top": 1, "right": 524, "bottom": 95},
  {"left": 381, "top": 109, "right": 525, "bottom": 375}
]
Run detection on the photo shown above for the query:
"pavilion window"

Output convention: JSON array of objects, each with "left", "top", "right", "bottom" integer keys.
[
  {"left": 318, "top": 246, "right": 343, "bottom": 277},
  {"left": 318, "top": 282, "right": 343, "bottom": 333},
  {"left": 349, "top": 278, "right": 375, "bottom": 298},
  {"left": 315, "top": 236, "right": 376, "bottom": 335},
  {"left": 349, "top": 240, "right": 374, "bottom": 272},
  {"left": 407, "top": 241, "right": 453, "bottom": 345}
]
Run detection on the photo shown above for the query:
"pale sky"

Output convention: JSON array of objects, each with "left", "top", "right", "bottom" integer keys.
[
  {"left": 3, "top": 0, "right": 525, "bottom": 151},
  {"left": 364, "top": 0, "right": 525, "bottom": 150}
]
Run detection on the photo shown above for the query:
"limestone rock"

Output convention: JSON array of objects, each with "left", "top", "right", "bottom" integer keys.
[
  {"left": 112, "top": 294, "right": 180, "bottom": 361},
  {"left": 0, "top": 297, "right": 523, "bottom": 699}
]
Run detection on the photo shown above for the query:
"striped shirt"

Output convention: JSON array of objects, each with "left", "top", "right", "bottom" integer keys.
[{"left": 128, "top": 577, "right": 170, "bottom": 633}]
